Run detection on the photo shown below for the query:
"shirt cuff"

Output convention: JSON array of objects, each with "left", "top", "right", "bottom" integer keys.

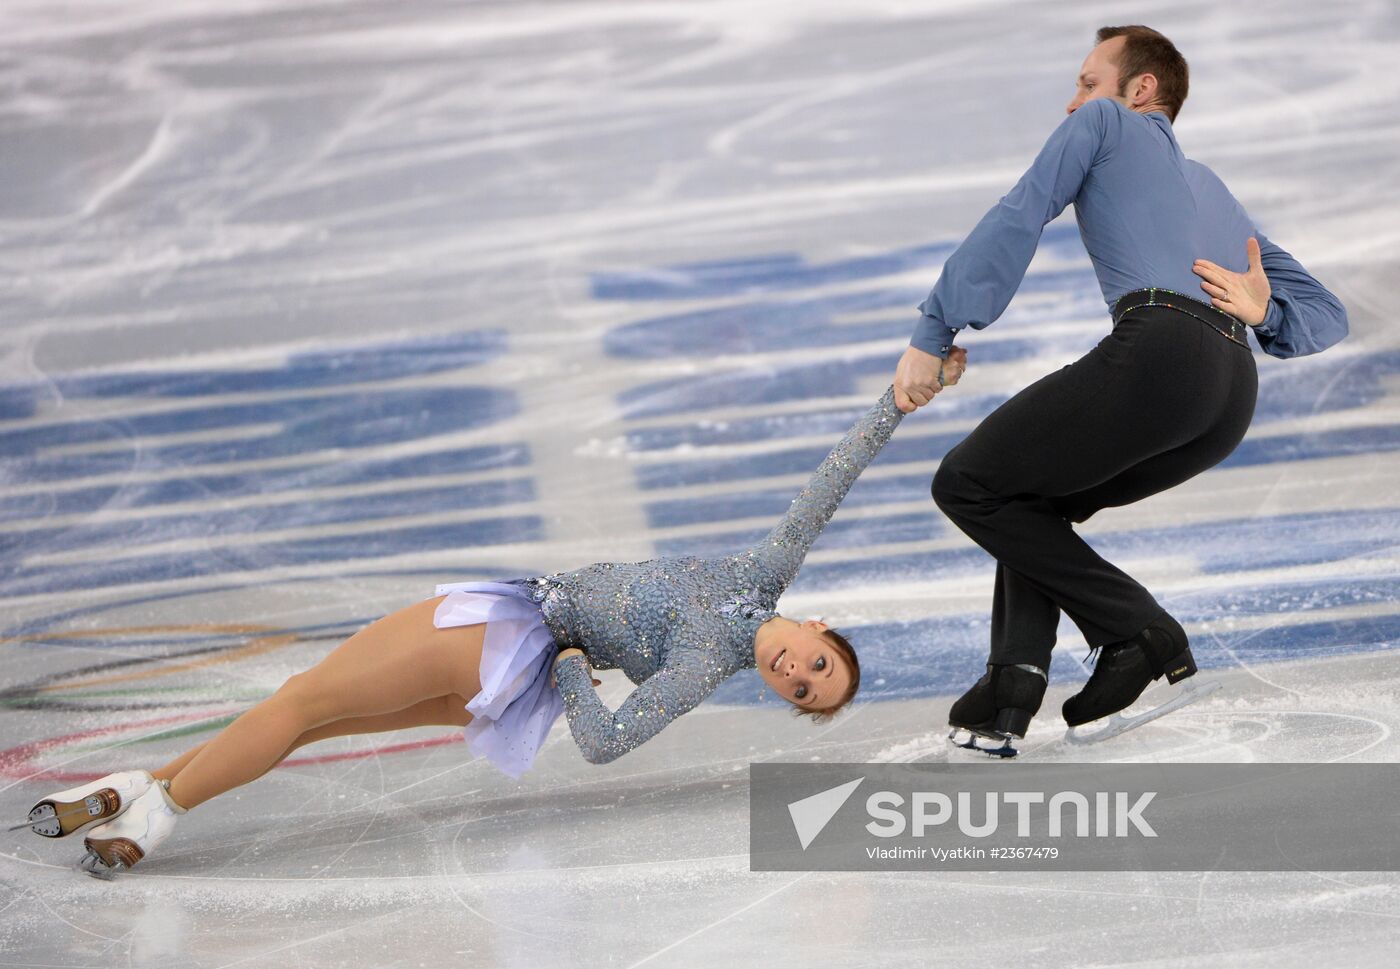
[
  {"left": 554, "top": 651, "right": 587, "bottom": 671},
  {"left": 909, "top": 313, "right": 958, "bottom": 359},
  {"left": 1255, "top": 294, "right": 1285, "bottom": 335}
]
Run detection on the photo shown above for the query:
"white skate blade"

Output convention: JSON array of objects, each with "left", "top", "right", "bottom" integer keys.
[
  {"left": 947, "top": 728, "right": 1019, "bottom": 759},
  {"left": 1065, "top": 679, "right": 1222, "bottom": 745}
]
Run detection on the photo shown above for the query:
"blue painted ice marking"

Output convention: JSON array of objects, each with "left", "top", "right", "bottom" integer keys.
[
  {"left": 627, "top": 402, "right": 1400, "bottom": 495},
  {"left": 780, "top": 507, "right": 1400, "bottom": 593},
  {"left": 0, "top": 330, "right": 542, "bottom": 592},
  {"left": 594, "top": 244, "right": 953, "bottom": 302},
  {"left": 0, "top": 444, "right": 530, "bottom": 525},
  {"left": 0, "top": 478, "right": 535, "bottom": 558},
  {"left": 591, "top": 223, "right": 1085, "bottom": 302},
  {"left": 0, "top": 516, "right": 545, "bottom": 598},
  {"left": 655, "top": 510, "right": 942, "bottom": 558},
  {"left": 617, "top": 350, "right": 1043, "bottom": 419},
  {"left": 602, "top": 272, "right": 1098, "bottom": 361},
  {"left": 709, "top": 604, "right": 1400, "bottom": 706},
  {"left": 645, "top": 471, "right": 938, "bottom": 529},
  {"left": 1197, "top": 614, "right": 1400, "bottom": 661},
  {"left": 1170, "top": 574, "right": 1400, "bottom": 614},
  {"left": 605, "top": 291, "right": 928, "bottom": 360},
  {"left": 1219, "top": 424, "right": 1400, "bottom": 468},
  {"left": 624, "top": 391, "right": 1012, "bottom": 452},
  {"left": 5, "top": 331, "right": 505, "bottom": 403},
  {"left": 0, "top": 386, "right": 38, "bottom": 421},
  {"left": 1, "top": 567, "right": 544, "bottom": 642},
  {"left": 637, "top": 432, "right": 960, "bottom": 490},
  {"left": 788, "top": 545, "right": 987, "bottom": 592},
  {"left": 1251, "top": 348, "right": 1400, "bottom": 421},
  {"left": 1136, "top": 507, "right": 1400, "bottom": 575},
  {"left": 0, "top": 386, "right": 517, "bottom": 480}
]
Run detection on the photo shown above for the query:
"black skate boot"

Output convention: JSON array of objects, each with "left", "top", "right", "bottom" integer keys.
[
  {"left": 947, "top": 662, "right": 1047, "bottom": 758},
  {"left": 1062, "top": 612, "right": 1198, "bottom": 729}
]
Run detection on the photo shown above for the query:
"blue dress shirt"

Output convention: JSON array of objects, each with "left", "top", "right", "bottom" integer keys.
[{"left": 910, "top": 97, "right": 1348, "bottom": 359}]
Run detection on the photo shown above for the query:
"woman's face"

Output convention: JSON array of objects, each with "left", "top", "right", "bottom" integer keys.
[{"left": 756, "top": 619, "right": 852, "bottom": 712}]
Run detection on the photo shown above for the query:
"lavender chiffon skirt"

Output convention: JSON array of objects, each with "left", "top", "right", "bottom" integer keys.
[{"left": 432, "top": 580, "right": 564, "bottom": 778}]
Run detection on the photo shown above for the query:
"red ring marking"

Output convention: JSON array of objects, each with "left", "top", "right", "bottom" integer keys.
[{"left": 0, "top": 709, "right": 463, "bottom": 784}]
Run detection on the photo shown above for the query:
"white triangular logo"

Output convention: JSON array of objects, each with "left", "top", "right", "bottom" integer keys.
[{"left": 787, "top": 777, "right": 864, "bottom": 850}]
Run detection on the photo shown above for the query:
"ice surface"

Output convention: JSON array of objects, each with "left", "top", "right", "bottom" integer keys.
[{"left": 2, "top": 0, "right": 1399, "bottom": 966}]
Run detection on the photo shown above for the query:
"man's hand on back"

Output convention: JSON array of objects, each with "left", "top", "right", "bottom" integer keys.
[
  {"left": 894, "top": 344, "right": 967, "bottom": 414},
  {"left": 1193, "top": 237, "right": 1272, "bottom": 327}
]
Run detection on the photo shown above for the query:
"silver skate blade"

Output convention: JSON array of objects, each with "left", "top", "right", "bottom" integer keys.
[
  {"left": 9, "top": 806, "right": 58, "bottom": 835},
  {"left": 947, "top": 727, "right": 1018, "bottom": 759},
  {"left": 77, "top": 848, "right": 123, "bottom": 881},
  {"left": 9, "top": 798, "right": 105, "bottom": 834},
  {"left": 1065, "top": 679, "right": 1222, "bottom": 745}
]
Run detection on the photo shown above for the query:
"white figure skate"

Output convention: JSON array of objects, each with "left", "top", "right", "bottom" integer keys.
[
  {"left": 18, "top": 770, "right": 157, "bottom": 839},
  {"left": 77, "top": 777, "right": 187, "bottom": 879}
]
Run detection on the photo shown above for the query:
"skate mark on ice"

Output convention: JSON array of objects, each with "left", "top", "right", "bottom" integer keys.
[
  {"left": 1095, "top": 704, "right": 1387, "bottom": 762},
  {"left": 438, "top": 819, "right": 575, "bottom": 945},
  {"left": 1202, "top": 626, "right": 1318, "bottom": 702},
  {"left": 299, "top": 732, "right": 392, "bottom": 878},
  {"left": 869, "top": 729, "right": 948, "bottom": 762},
  {"left": 205, "top": 906, "right": 407, "bottom": 969},
  {"left": 1284, "top": 871, "right": 1400, "bottom": 920},
  {"left": 624, "top": 871, "right": 814, "bottom": 969}
]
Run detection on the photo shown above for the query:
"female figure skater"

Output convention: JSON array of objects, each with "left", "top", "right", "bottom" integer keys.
[{"left": 22, "top": 370, "right": 962, "bottom": 878}]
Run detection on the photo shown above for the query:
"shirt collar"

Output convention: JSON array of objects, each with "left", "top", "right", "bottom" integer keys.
[{"left": 1143, "top": 108, "right": 1179, "bottom": 148}]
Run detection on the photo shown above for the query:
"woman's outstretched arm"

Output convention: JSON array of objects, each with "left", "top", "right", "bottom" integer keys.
[{"left": 743, "top": 386, "right": 904, "bottom": 589}]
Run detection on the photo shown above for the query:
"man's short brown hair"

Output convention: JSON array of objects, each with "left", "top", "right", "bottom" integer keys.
[{"left": 1095, "top": 25, "right": 1189, "bottom": 122}]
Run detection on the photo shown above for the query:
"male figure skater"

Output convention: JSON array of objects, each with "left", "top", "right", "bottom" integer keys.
[{"left": 892, "top": 25, "right": 1348, "bottom": 751}]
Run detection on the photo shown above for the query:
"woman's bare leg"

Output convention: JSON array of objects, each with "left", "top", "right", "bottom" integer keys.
[
  {"left": 245, "top": 693, "right": 472, "bottom": 785},
  {"left": 166, "top": 596, "right": 485, "bottom": 810},
  {"left": 152, "top": 693, "right": 473, "bottom": 785},
  {"left": 153, "top": 743, "right": 208, "bottom": 784}
]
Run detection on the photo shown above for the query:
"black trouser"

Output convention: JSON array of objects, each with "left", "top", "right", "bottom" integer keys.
[{"left": 931, "top": 295, "right": 1258, "bottom": 669}]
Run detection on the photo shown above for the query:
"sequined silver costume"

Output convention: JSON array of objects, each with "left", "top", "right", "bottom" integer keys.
[{"left": 511, "top": 386, "right": 904, "bottom": 763}]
